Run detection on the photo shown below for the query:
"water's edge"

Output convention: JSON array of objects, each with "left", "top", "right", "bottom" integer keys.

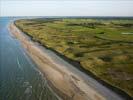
[
  {"left": 0, "top": 17, "right": 59, "bottom": 100},
  {"left": 7, "top": 21, "right": 61, "bottom": 100}
]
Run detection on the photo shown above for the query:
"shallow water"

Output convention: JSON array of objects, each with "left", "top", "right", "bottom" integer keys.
[{"left": 0, "top": 17, "right": 58, "bottom": 100}]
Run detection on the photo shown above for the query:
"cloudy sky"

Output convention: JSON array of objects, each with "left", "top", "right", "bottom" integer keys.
[{"left": 0, "top": 0, "right": 133, "bottom": 16}]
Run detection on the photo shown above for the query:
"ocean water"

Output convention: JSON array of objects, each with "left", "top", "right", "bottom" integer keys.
[{"left": 0, "top": 17, "right": 58, "bottom": 100}]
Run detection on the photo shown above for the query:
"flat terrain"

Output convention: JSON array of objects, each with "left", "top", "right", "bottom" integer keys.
[{"left": 15, "top": 18, "right": 133, "bottom": 97}]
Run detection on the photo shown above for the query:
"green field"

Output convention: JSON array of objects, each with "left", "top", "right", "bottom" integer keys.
[{"left": 15, "top": 18, "right": 133, "bottom": 97}]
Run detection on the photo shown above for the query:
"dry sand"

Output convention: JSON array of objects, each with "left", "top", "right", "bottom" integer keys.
[{"left": 9, "top": 22, "right": 123, "bottom": 100}]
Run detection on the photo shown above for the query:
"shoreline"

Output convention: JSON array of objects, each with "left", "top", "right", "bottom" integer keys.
[{"left": 9, "top": 21, "right": 129, "bottom": 100}]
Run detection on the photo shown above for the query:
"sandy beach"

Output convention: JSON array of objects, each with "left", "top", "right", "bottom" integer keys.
[{"left": 9, "top": 22, "right": 124, "bottom": 100}]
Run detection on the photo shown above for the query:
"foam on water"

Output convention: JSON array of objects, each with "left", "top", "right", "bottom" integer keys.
[{"left": 0, "top": 17, "right": 58, "bottom": 100}]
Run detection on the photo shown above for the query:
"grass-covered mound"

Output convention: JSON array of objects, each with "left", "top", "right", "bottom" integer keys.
[{"left": 15, "top": 18, "right": 133, "bottom": 97}]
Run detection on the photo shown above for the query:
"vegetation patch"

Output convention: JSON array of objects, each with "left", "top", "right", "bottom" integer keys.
[{"left": 15, "top": 18, "right": 133, "bottom": 97}]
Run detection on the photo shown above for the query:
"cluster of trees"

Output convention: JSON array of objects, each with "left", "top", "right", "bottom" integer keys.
[
  {"left": 66, "top": 22, "right": 104, "bottom": 29},
  {"left": 113, "top": 23, "right": 133, "bottom": 27},
  {"left": 120, "top": 23, "right": 133, "bottom": 27},
  {"left": 29, "top": 18, "right": 62, "bottom": 24}
]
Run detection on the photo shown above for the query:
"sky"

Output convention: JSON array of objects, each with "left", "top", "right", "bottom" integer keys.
[{"left": 0, "top": 0, "right": 133, "bottom": 16}]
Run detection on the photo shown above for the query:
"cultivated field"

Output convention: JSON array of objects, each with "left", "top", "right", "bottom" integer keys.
[{"left": 15, "top": 18, "right": 133, "bottom": 97}]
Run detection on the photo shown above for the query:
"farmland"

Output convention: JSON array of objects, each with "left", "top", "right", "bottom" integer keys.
[{"left": 15, "top": 18, "right": 133, "bottom": 97}]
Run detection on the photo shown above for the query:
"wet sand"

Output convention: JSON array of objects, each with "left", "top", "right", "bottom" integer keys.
[{"left": 0, "top": 17, "right": 58, "bottom": 100}]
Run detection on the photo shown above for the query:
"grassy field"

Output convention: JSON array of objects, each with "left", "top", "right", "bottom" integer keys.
[{"left": 15, "top": 18, "right": 133, "bottom": 97}]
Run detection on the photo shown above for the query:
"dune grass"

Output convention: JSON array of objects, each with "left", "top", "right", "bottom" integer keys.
[{"left": 15, "top": 18, "right": 133, "bottom": 97}]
